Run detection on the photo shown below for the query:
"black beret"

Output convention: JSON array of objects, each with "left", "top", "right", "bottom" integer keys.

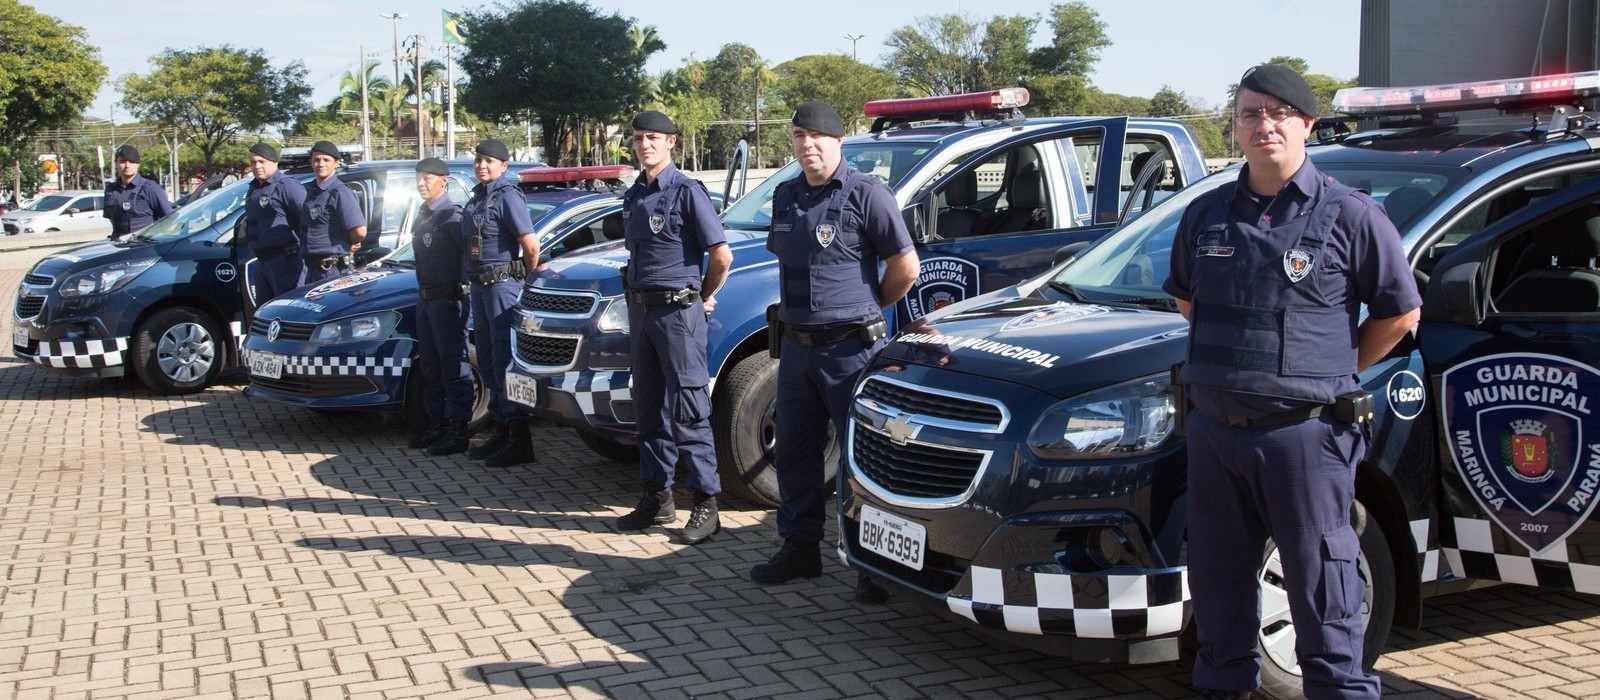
[
  {"left": 114, "top": 145, "right": 140, "bottom": 163},
  {"left": 631, "top": 110, "right": 677, "bottom": 135},
  {"left": 475, "top": 139, "right": 510, "bottom": 162},
  {"left": 1238, "top": 64, "right": 1318, "bottom": 118},
  {"left": 248, "top": 143, "right": 279, "bottom": 162},
  {"left": 415, "top": 157, "right": 450, "bottom": 176},
  {"left": 310, "top": 141, "right": 342, "bottom": 160},
  {"left": 791, "top": 101, "right": 846, "bottom": 138}
]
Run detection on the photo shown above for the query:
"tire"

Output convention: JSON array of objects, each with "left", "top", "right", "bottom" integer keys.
[
  {"left": 1256, "top": 501, "right": 1396, "bottom": 700},
  {"left": 400, "top": 346, "right": 491, "bottom": 433},
  {"left": 132, "top": 307, "right": 226, "bottom": 395},
  {"left": 579, "top": 431, "right": 640, "bottom": 463},
  {"left": 711, "top": 352, "right": 838, "bottom": 508}
]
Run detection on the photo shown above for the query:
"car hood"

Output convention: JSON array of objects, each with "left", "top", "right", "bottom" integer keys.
[
  {"left": 27, "top": 238, "right": 173, "bottom": 277},
  {"left": 531, "top": 230, "right": 768, "bottom": 295},
  {"left": 881, "top": 289, "right": 1190, "bottom": 400},
  {"left": 255, "top": 267, "right": 418, "bottom": 322},
  {"left": 2, "top": 210, "right": 48, "bottom": 222}
]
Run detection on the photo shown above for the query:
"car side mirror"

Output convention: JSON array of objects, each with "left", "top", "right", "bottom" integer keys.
[
  {"left": 65, "top": 208, "right": 79, "bottom": 215},
  {"left": 1054, "top": 240, "right": 1092, "bottom": 266},
  {"left": 1437, "top": 261, "right": 1484, "bottom": 326},
  {"left": 902, "top": 201, "right": 929, "bottom": 244}
]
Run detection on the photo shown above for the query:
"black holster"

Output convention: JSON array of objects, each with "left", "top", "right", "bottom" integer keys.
[
  {"left": 1170, "top": 362, "right": 1188, "bottom": 437},
  {"left": 1333, "top": 390, "right": 1375, "bottom": 425}
]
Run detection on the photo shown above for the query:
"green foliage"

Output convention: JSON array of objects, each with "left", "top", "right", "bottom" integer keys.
[
  {"left": 883, "top": 14, "right": 986, "bottom": 95},
  {"left": 1033, "top": 2, "right": 1112, "bottom": 77},
  {"left": 1022, "top": 73, "right": 1092, "bottom": 116},
  {"left": 1188, "top": 117, "right": 1231, "bottom": 159},
  {"left": 772, "top": 55, "right": 899, "bottom": 136},
  {"left": 882, "top": 2, "right": 1109, "bottom": 102},
  {"left": 1148, "top": 86, "right": 1195, "bottom": 117},
  {"left": 0, "top": 1, "right": 107, "bottom": 193},
  {"left": 290, "top": 102, "right": 372, "bottom": 145},
  {"left": 699, "top": 44, "right": 765, "bottom": 166},
  {"left": 120, "top": 46, "right": 310, "bottom": 173}
]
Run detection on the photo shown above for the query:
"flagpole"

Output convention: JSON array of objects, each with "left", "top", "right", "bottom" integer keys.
[{"left": 445, "top": 45, "right": 456, "bottom": 158}]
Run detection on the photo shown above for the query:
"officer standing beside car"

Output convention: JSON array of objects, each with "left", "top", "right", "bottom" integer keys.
[
  {"left": 749, "top": 102, "right": 919, "bottom": 603},
  {"left": 243, "top": 143, "right": 307, "bottom": 306},
  {"left": 406, "top": 157, "right": 473, "bottom": 456},
  {"left": 612, "top": 110, "right": 732, "bottom": 545},
  {"left": 463, "top": 139, "right": 539, "bottom": 469},
  {"left": 1163, "top": 65, "right": 1421, "bottom": 700},
  {"left": 299, "top": 141, "right": 366, "bottom": 286},
  {"left": 103, "top": 145, "right": 172, "bottom": 240}
]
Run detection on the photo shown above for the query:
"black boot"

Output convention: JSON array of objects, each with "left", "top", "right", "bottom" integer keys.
[
  {"left": 676, "top": 492, "right": 719, "bottom": 544},
  {"left": 408, "top": 417, "right": 447, "bottom": 449},
  {"left": 467, "top": 421, "right": 508, "bottom": 459},
  {"left": 750, "top": 539, "right": 822, "bottom": 584},
  {"left": 617, "top": 483, "right": 676, "bottom": 530},
  {"left": 853, "top": 574, "right": 890, "bottom": 604},
  {"left": 426, "top": 419, "right": 470, "bottom": 456},
  {"left": 483, "top": 418, "right": 534, "bottom": 468}
]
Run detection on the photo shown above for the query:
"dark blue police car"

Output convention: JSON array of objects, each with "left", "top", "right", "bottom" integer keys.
[{"left": 838, "top": 71, "right": 1600, "bottom": 699}]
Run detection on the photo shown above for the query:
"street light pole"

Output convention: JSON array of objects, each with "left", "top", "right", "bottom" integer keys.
[
  {"left": 844, "top": 33, "right": 865, "bottom": 62},
  {"left": 379, "top": 12, "right": 407, "bottom": 91}
]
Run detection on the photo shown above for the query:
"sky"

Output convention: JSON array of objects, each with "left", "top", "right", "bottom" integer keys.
[{"left": 46, "top": 0, "right": 1362, "bottom": 122}]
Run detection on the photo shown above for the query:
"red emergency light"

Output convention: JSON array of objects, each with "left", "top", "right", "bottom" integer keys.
[
  {"left": 863, "top": 88, "right": 1031, "bottom": 120},
  {"left": 519, "top": 165, "right": 635, "bottom": 184},
  {"left": 1333, "top": 70, "right": 1600, "bottom": 116}
]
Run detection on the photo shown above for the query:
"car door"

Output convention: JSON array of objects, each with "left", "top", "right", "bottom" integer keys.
[
  {"left": 63, "top": 195, "right": 99, "bottom": 232},
  {"left": 1416, "top": 174, "right": 1600, "bottom": 591}
]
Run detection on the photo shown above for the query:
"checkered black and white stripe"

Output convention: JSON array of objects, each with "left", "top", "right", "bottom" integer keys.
[
  {"left": 34, "top": 337, "right": 130, "bottom": 369},
  {"left": 945, "top": 565, "right": 1189, "bottom": 639},
  {"left": 229, "top": 321, "right": 244, "bottom": 350},
  {"left": 275, "top": 355, "right": 410, "bottom": 377},
  {"left": 547, "top": 370, "right": 632, "bottom": 419},
  {"left": 1411, "top": 518, "right": 1443, "bottom": 583},
  {"left": 1442, "top": 516, "right": 1600, "bottom": 594}
]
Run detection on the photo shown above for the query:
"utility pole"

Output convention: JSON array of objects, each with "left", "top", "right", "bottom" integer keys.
[
  {"left": 359, "top": 45, "right": 371, "bottom": 158},
  {"left": 409, "top": 35, "right": 425, "bottom": 158},
  {"left": 844, "top": 33, "right": 865, "bottom": 62},
  {"left": 444, "top": 45, "right": 456, "bottom": 158},
  {"left": 379, "top": 12, "right": 407, "bottom": 90}
]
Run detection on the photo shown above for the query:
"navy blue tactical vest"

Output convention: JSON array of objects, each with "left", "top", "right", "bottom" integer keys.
[
  {"left": 767, "top": 167, "right": 878, "bottom": 327},
  {"left": 245, "top": 172, "right": 302, "bottom": 250},
  {"left": 464, "top": 179, "right": 521, "bottom": 266},
  {"left": 414, "top": 200, "right": 466, "bottom": 288},
  {"left": 1183, "top": 176, "right": 1360, "bottom": 405},
  {"left": 104, "top": 176, "right": 159, "bottom": 235},
  {"left": 623, "top": 177, "right": 709, "bottom": 291}
]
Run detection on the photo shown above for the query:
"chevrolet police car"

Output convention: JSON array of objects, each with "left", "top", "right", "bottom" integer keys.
[
  {"left": 837, "top": 71, "right": 1600, "bottom": 699},
  {"left": 507, "top": 89, "right": 1209, "bottom": 503},
  {"left": 241, "top": 166, "right": 680, "bottom": 430},
  {"left": 12, "top": 159, "right": 531, "bottom": 394}
]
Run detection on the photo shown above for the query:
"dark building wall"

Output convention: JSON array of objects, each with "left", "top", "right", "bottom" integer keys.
[{"left": 1360, "top": 0, "right": 1598, "bottom": 86}]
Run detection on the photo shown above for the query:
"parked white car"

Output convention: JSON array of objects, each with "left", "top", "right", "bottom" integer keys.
[{"left": 1, "top": 190, "right": 112, "bottom": 236}]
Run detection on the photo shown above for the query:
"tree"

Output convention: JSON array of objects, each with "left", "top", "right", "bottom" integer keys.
[
  {"left": 1033, "top": 2, "right": 1112, "bottom": 77},
  {"left": 0, "top": 2, "right": 106, "bottom": 196},
  {"left": 883, "top": 14, "right": 986, "bottom": 96},
  {"left": 772, "top": 55, "right": 899, "bottom": 135},
  {"left": 1148, "top": 86, "right": 1195, "bottom": 117},
  {"left": 979, "top": 15, "right": 1039, "bottom": 88},
  {"left": 700, "top": 44, "right": 765, "bottom": 168},
  {"left": 120, "top": 46, "right": 310, "bottom": 174},
  {"left": 459, "top": 0, "right": 661, "bottom": 166}
]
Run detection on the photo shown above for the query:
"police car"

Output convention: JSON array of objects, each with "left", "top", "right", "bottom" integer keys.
[
  {"left": 11, "top": 159, "right": 533, "bottom": 394},
  {"left": 836, "top": 71, "right": 1600, "bottom": 699},
  {"left": 505, "top": 89, "right": 1210, "bottom": 501},
  {"left": 241, "top": 166, "right": 679, "bottom": 430}
]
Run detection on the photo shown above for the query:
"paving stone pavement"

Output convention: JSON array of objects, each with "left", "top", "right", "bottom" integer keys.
[{"left": 2, "top": 265, "right": 1600, "bottom": 699}]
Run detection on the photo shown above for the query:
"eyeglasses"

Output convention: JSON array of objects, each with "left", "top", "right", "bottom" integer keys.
[{"left": 1234, "top": 105, "right": 1300, "bottom": 127}]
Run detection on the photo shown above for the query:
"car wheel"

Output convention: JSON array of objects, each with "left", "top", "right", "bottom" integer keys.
[
  {"left": 401, "top": 346, "right": 491, "bottom": 433},
  {"left": 711, "top": 352, "right": 837, "bottom": 508},
  {"left": 132, "top": 307, "right": 226, "bottom": 395},
  {"left": 578, "top": 431, "right": 640, "bottom": 463},
  {"left": 1256, "top": 501, "right": 1396, "bottom": 700}
]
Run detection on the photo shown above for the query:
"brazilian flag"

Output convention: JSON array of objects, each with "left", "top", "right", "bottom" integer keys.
[{"left": 443, "top": 10, "right": 469, "bottom": 45}]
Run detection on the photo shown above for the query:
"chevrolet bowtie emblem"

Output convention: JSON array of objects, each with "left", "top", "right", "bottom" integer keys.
[{"left": 884, "top": 412, "right": 918, "bottom": 445}]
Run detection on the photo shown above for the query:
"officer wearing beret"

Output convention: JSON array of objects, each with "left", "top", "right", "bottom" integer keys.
[
  {"left": 1163, "top": 64, "right": 1421, "bottom": 700},
  {"left": 103, "top": 145, "right": 172, "bottom": 240},
  {"left": 406, "top": 157, "right": 473, "bottom": 455},
  {"left": 243, "top": 143, "right": 307, "bottom": 305},
  {"left": 299, "top": 141, "right": 366, "bottom": 285},
  {"left": 750, "top": 101, "right": 919, "bottom": 602},
  {"left": 613, "top": 110, "right": 732, "bottom": 544},
  {"left": 462, "top": 139, "right": 539, "bottom": 469}
]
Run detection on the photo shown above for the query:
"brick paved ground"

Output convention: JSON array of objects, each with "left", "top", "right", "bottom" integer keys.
[{"left": 2, "top": 263, "right": 1598, "bottom": 699}]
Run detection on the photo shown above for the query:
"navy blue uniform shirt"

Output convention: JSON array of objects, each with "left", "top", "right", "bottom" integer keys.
[
  {"left": 623, "top": 163, "right": 726, "bottom": 291},
  {"left": 414, "top": 196, "right": 468, "bottom": 288},
  {"left": 464, "top": 178, "right": 535, "bottom": 268},
  {"left": 245, "top": 171, "right": 307, "bottom": 251},
  {"left": 300, "top": 175, "right": 365, "bottom": 256},
  {"left": 103, "top": 174, "right": 173, "bottom": 237}
]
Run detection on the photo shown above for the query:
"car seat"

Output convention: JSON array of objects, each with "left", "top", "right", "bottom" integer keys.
[
  {"left": 1496, "top": 204, "right": 1600, "bottom": 312},
  {"left": 936, "top": 171, "right": 984, "bottom": 239},
  {"left": 982, "top": 163, "right": 1048, "bottom": 235},
  {"left": 1381, "top": 186, "right": 1431, "bottom": 225}
]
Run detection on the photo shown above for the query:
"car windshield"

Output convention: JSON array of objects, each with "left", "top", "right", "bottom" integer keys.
[
  {"left": 24, "top": 195, "right": 72, "bottom": 212},
  {"left": 720, "top": 141, "right": 936, "bottom": 230},
  {"left": 133, "top": 177, "right": 251, "bottom": 241}
]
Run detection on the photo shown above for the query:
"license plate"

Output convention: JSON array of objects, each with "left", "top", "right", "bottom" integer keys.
[
  {"left": 12, "top": 326, "right": 27, "bottom": 348},
  {"left": 859, "top": 504, "right": 926, "bottom": 571},
  {"left": 249, "top": 350, "right": 284, "bottom": 379},
  {"left": 506, "top": 371, "right": 538, "bottom": 408}
]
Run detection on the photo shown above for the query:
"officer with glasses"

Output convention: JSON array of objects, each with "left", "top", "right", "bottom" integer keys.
[{"left": 1163, "top": 64, "right": 1421, "bottom": 700}]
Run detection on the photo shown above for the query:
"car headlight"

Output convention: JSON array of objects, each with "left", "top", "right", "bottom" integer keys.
[
  {"left": 596, "top": 297, "right": 629, "bottom": 333},
  {"left": 58, "top": 259, "right": 158, "bottom": 297},
  {"left": 1027, "top": 373, "right": 1177, "bottom": 460},
  {"left": 310, "top": 310, "right": 400, "bottom": 345}
]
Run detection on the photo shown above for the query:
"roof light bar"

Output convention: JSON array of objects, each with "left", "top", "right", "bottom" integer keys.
[
  {"left": 863, "top": 88, "right": 1031, "bottom": 119},
  {"left": 1333, "top": 70, "right": 1600, "bottom": 115},
  {"left": 519, "top": 165, "right": 635, "bottom": 184}
]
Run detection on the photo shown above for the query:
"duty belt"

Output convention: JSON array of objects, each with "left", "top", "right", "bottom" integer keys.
[
  {"left": 419, "top": 283, "right": 468, "bottom": 300},
  {"left": 783, "top": 319, "right": 888, "bottom": 348},
  {"left": 625, "top": 287, "right": 698, "bottom": 307},
  {"left": 1207, "top": 404, "right": 1330, "bottom": 429},
  {"left": 254, "top": 245, "right": 299, "bottom": 262},
  {"left": 471, "top": 262, "right": 524, "bottom": 286},
  {"left": 310, "top": 254, "right": 351, "bottom": 271}
]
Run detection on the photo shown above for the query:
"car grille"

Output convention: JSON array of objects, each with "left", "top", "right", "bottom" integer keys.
[
  {"left": 24, "top": 273, "right": 52, "bottom": 286},
  {"left": 519, "top": 289, "right": 597, "bottom": 315},
  {"left": 852, "top": 428, "right": 986, "bottom": 499},
  {"left": 514, "top": 331, "right": 579, "bottom": 367},
  {"left": 251, "top": 374, "right": 377, "bottom": 398},
  {"left": 859, "top": 376, "right": 1004, "bottom": 428},
  {"left": 15, "top": 294, "right": 44, "bottom": 319},
  {"left": 250, "top": 317, "right": 316, "bottom": 342}
]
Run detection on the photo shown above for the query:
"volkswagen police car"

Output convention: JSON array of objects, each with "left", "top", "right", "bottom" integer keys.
[
  {"left": 241, "top": 166, "right": 692, "bottom": 430},
  {"left": 836, "top": 71, "right": 1600, "bottom": 699},
  {"left": 506, "top": 88, "right": 1209, "bottom": 503},
  {"left": 12, "top": 158, "right": 532, "bottom": 394}
]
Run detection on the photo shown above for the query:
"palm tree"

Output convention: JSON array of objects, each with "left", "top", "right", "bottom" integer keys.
[{"left": 740, "top": 60, "right": 776, "bottom": 166}]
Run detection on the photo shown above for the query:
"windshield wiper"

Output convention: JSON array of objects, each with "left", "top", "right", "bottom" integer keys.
[
  {"left": 1048, "top": 280, "right": 1091, "bottom": 303},
  {"left": 1111, "top": 296, "right": 1178, "bottom": 312}
]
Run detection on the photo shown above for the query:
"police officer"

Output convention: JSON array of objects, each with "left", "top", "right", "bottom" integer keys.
[
  {"left": 406, "top": 157, "right": 473, "bottom": 456},
  {"left": 1163, "top": 65, "right": 1422, "bottom": 700},
  {"left": 749, "top": 102, "right": 919, "bottom": 602},
  {"left": 103, "top": 145, "right": 172, "bottom": 240},
  {"left": 299, "top": 141, "right": 365, "bottom": 286},
  {"left": 243, "top": 143, "right": 307, "bottom": 306},
  {"left": 613, "top": 110, "right": 732, "bottom": 544},
  {"left": 462, "top": 139, "right": 539, "bottom": 469}
]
